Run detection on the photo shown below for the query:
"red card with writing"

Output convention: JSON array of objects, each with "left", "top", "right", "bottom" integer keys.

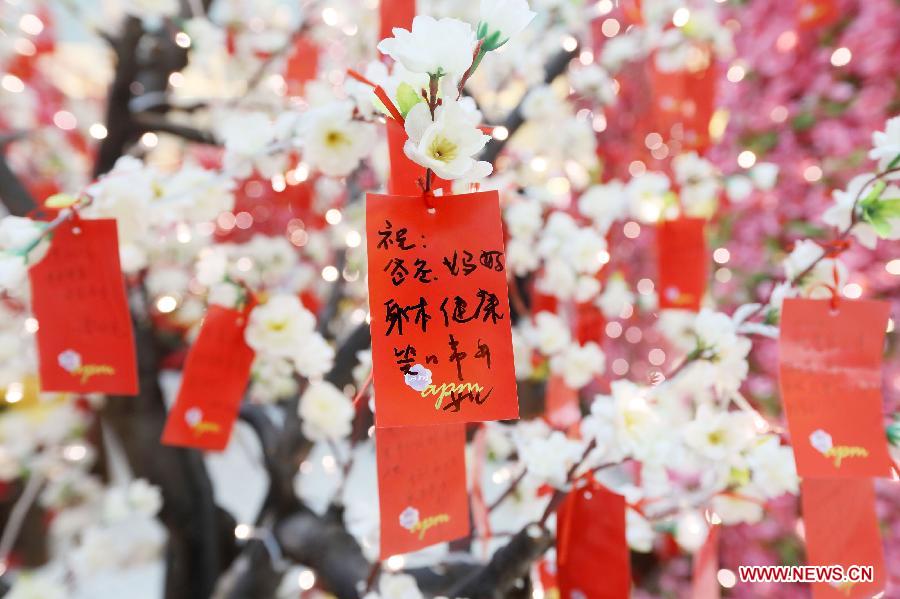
[
  {"left": 557, "top": 477, "right": 630, "bottom": 599},
  {"left": 366, "top": 191, "right": 518, "bottom": 427},
  {"left": 162, "top": 305, "right": 255, "bottom": 451},
  {"left": 657, "top": 218, "right": 707, "bottom": 311},
  {"left": 376, "top": 424, "right": 469, "bottom": 557},
  {"left": 800, "top": 478, "right": 885, "bottom": 599},
  {"left": 779, "top": 298, "right": 891, "bottom": 478},
  {"left": 379, "top": 0, "right": 416, "bottom": 48},
  {"left": 691, "top": 526, "right": 720, "bottom": 599},
  {"left": 29, "top": 218, "right": 137, "bottom": 394},
  {"left": 386, "top": 120, "right": 451, "bottom": 196}
]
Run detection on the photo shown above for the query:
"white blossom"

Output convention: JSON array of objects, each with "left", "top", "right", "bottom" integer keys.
[
  {"left": 245, "top": 295, "right": 316, "bottom": 358},
  {"left": 869, "top": 115, "right": 900, "bottom": 169},
  {"left": 403, "top": 99, "right": 492, "bottom": 181},
  {"left": 298, "top": 381, "right": 355, "bottom": 441},
  {"left": 549, "top": 342, "right": 605, "bottom": 389},
  {"left": 478, "top": 0, "right": 536, "bottom": 49},
  {"left": 377, "top": 16, "right": 477, "bottom": 79}
]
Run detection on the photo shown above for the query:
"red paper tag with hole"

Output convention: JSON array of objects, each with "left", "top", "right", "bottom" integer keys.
[
  {"left": 28, "top": 218, "right": 137, "bottom": 394},
  {"left": 366, "top": 191, "right": 518, "bottom": 427},
  {"left": 779, "top": 298, "right": 891, "bottom": 478},
  {"left": 377, "top": 423, "right": 469, "bottom": 558},
  {"left": 386, "top": 120, "right": 451, "bottom": 196},
  {"left": 557, "top": 477, "right": 630, "bottom": 599},
  {"left": 800, "top": 478, "right": 885, "bottom": 599},
  {"left": 162, "top": 305, "right": 255, "bottom": 451},
  {"left": 691, "top": 526, "right": 720, "bottom": 599},
  {"left": 657, "top": 218, "right": 707, "bottom": 311}
]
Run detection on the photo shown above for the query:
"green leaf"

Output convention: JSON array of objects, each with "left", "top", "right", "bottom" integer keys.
[
  {"left": 865, "top": 213, "right": 892, "bottom": 237},
  {"left": 45, "top": 193, "right": 78, "bottom": 209},
  {"left": 395, "top": 82, "right": 423, "bottom": 117},
  {"left": 877, "top": 198, "right": 900, "bottom": 218}
]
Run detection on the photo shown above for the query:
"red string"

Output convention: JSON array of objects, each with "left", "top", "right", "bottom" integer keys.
[
  {"left": 346, "top": 69, "right": 405, "bottom": 125},
  {"left": 351, "top": 370, "right": 374, "bottom": 409}
]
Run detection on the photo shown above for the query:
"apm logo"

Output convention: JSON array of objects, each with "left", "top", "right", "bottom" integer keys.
[
  {"left": 58, "top": 349, "right": 115, "bottom": 384},
  {"left": 809, "top": 429, "right": 869, "bottom": 468},
  {"left": 399, "top": 506, "right": 450, "bottom": 540}
]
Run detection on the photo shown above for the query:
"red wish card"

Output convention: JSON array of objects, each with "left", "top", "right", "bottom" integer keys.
[
  {"left": 657, "top": 218, "right": 707, "bottom": 311},
  {"left": 162, "top": 305, "right": 255, "bottom": 451},
  {"left": 386, "top": 120, "right": 451, "bottom": 196},
  {"left": 648, "top": 62, "right": 717, "bottom": 152},
  {"left": 797, "top": 0, "right": 838, "bottom": 30},
  {"left": 545, "top": 375, "right": 580, "bottom": 430},
  {"left": 779, "top": 298, "right": 891, "bottom": 478},
  {"left": 366, "top": 191, "right": 518, "bottom": 427},
  {"left": 29, "top": 218, "right": 137, "bottom": 394},
  {"left": 691, "top": 525, "right": 720, "bottom": 599},
  {"left": 800, "top": 478, "right": 885, "bottom": 599},
  {"left": 378, "top": 0, "right": 416, "bottom": 47},
  {"left": 557, "top": 477, "right": 630, "bottom": 599},
  {"left": 376, "top": 424, "right": 470, "bottom": 558}
]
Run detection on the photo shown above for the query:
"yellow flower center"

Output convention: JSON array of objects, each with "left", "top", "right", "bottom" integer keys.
[
  {"left": 325, "top": 129, "right": 350, "bottom": 148},
  {"left": 707, "top": 430, "right": 724, "bottom": 445},
  {"left": 427, "top": 135, "right": 458, "bottom": 163},
  {"left": 266, "top": 320, "right": 289, "bottom": 332}
]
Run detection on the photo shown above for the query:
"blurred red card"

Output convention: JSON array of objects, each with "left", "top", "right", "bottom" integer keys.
[
  {"left": 657, "top": 218, "right": 707, "bottom": 311},
  {"left": 648, "top": 62, "right": 717, "bottom": 152},
  {"left": 797, "top": 0, "right": 838, "bottom": 29},
  {"left": 284, "top": 36, "right": 319, "bottom": 95},
  {"left": 800, "top": 478, "right": 885, "bottom": 599},
  {"left": 379, "top": 0, "right": 416, "bottom": 47},
  {"left": 692, "top": 526, "right": 720, "bottom": 599},
  {"left": 162, "top": 305, "right": 255, "bottom": 451},
  {"left": 386, "top": 120, "right": 450, "bottom": 195},
  {"left": 366, "top": 191, "right": 518, "bottom": 427},
  {"left": 29, "top": 218, "right": 137, "bottom": 394},
  {"left": 545, "top": 375, "right": 580, "bottom": 430},
  {"left": 779, "top": 298, "right": 891, "bottom": 478},
  {"left": 377, "top": 424, "right": 469, "bottom": 558},
  {"left": 557, "top": 477, "right": 630, "bottom": 599}
]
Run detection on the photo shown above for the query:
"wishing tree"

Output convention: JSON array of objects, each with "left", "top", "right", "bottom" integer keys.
[{"left": 0, "top": 0, "right": 898, "bottom": 598}]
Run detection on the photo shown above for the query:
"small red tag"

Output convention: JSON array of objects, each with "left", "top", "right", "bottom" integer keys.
[
  {"left": 648, "top": 62, "right": 717, "bottom": 152},
  {"left": 779, "top": 298, "right": 892, "bottom": 478},
  {"left": 28, "top": 218, "right": 137, "bottom": 394},
  {"left": 800, "top": 478, "right": 885, "bottom": 598},
  {"left": 797, "top": 0, "right": 838, "bottom": 29},
  {"left": 386, "top": 120, "right": 451, "bottom": 196},
  {"left": 376, "top": 424, "right": 470, "bottom": 558},
  {"left": 545, "top": 375, "right": 581, "bottom": 430},
  {"left": 366, "top": 191, "right": 519, "bottom": 427},
  {"left": 161, "top": 305, "right": 255, "bottom": 451},
  {"left": 657, "top": 218, "right": 707, "bottom": 311},
  {"left": 691, "top": 526, "right": 720, "bottom": 599},
  {"left": 284, "top": 36, "right": 320, "bottom": 95},
  {"left": 557, "top": 477, "right": 630, "bottom": 599}
]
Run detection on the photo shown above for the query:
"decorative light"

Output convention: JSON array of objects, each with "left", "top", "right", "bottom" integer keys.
[
  {"left": 141, "top": 132, "right": 159, "bottom": 147},
  {"left": 1, "top": 74, "right": 24, "bottom": 93},
  {"left": 600, "top": 19, "right": 620, "bottom": 37},
  {"left": 168, "top": 72, "right": 184, "bottom": 87},
  {"left": 717, "top": 569, "right": 737, "bottom": 588},
  {"left": 713, "top": 248, "right": 730, "bottom": 264},
  {"left": 644, "top": 132, "right": 663, "bottom": 150},
  {"left": 63, "top": 444, "right": 88, "bottom": 462},
  {"left": 737, "top": 150, "right": 756, "bottom": 168},
  {"left": 298, "top": 569, "right": 316, "bottom": 590},
  {"left": 672, "top": 7, "right": 690, "bottom": 27},
  {"left": 623, "top": 221, "right": 641, "bottom": 239},
  {"left": 530, "top": 157, "right": 548, "bottom": 172},
  {"left": 648, "top": 349, "right": 666, "bottom": 366},
  {"left": 830, "top": 47, "right": 852, "bottom": 67},
  {"left": 175, "top": 32, "right": 191, "bottom": 48},
  {"left": 345, "top": 231, "right": 362, "bottom": 248},
  {"left": 89, "top": 123, "right": 108, "bottom": 139},
  {"left": 592, "top": 114, "right": 607, "bottom": 132},
  {"left": 715, "top": 268, "right": 732, "bottom": 283},
  {"left": 325, "top": 208, "right": 342, "bottom": 225},
  {"left": 770, "top": 105, "right": 788, "bottom": 123},
  {"left": 803, "top": 165, "right": 823, "bottom": 182},
  {"left": 561, "top": 35, "right": 578, "bottom": 51},
  {"left": 628, "top": 160, "right": 646, "bottom": 176},
  {"left": 24, "top": 318, "right": 39, "bottom": 333},
  {"left": 776, "top": 30, "right": 797, "bottom": 53},
  {"left": 386, "top": 555, "right": 406, "bottom": 571},
  {"left": 235, "top": 212, "right": 253, "bottom": 229},
  {"left": 5, "top": 382, "right": 24, "bottom": 404},
  {"left": 636, "top": 278, "right": 654, "bottom": 295},
  {"left": 14, "top": 38, "right": 37, "bottom": 56},
  {"left": 322, "top": 266, "right": 339, "bottom": 282},
  {"left": 53, "top": 111, "right": 77, "bottom": 131},
  {"left": 605, "top": 322, "right": 622, "bottom": 339},
  {"left": 612, "top": 359, "right": 629, "bottom": 376},
  {"left": 842, "top": 283, "right": 862, "bottom": 299},
  {"left": 579, "top": 50, "right": 594, "bottom": 65},
  {"left": 726, "top": 64, "right": 745, "bottom": 83},
  {"left": 492, "top": 126, "right": 509, "bottom": 141},
  {"left": 234, "top": 524, "right": 253, "bottom": 540},
  {"left": 19, "top": 14, "right": 44, "bottom": 36},
  {"left": 156, "top": 295, "right": 178, "bottom": 313},
  {"left": 885, "top": 259, "right": 900, "bottom": 275}
]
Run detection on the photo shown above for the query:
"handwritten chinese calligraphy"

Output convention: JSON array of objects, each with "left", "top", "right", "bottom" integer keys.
[{"left": 366, "top": 191, "right": 518, "bottom": 427}]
